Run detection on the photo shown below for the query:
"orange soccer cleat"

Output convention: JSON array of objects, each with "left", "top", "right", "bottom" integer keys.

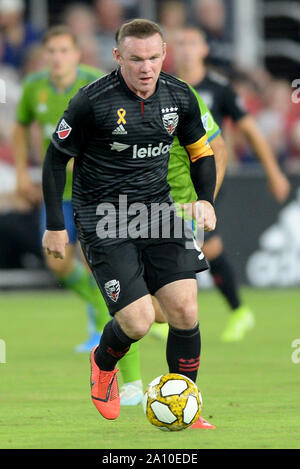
[
  {"left": 190, "top": 416, "right": 216, "bottom": 430},
  {"left": 90, "top": 346, "right": 120, "bottom": 420}
]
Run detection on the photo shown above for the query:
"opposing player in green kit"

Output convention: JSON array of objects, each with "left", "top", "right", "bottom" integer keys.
[
  {"left": 13, "top": 26, "right": 111, "bottom": 351},
  {"left": 119, "top": 87, "right": 227, "bottom": 407},
  {"left": 150, "top": 86, "right": 227, "bottom": 336}
]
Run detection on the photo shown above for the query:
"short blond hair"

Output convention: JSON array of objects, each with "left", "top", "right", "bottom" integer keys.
[{"left": 115, "top": 19, "right": 164, "bottom": 48}]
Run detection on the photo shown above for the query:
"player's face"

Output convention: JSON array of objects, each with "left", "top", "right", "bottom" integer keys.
[
  {"left": 114, "top": 33, "right": 166, "bottom": 99},
  {"left": 44, "top": 35, "right": 80, "bottom": 79},
  {"left": 174, "top": 30, "right": 209, "bottom": 70}
]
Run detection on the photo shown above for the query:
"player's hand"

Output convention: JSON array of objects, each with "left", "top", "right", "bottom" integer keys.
[
  {"left": 181, "top": 200, "right": 216, "bottom": 232},
  {"left": 17, "top": 171, "right": 42, "bottom": 205},
  {"left": 268, "top": 171, "right": 290, "bottom": 203},
  {"left": 42, "top": 230, "right": 69, "bottom": 259}
]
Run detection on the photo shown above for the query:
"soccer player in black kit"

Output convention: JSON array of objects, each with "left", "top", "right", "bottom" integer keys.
[
  {"left": 174, "top": 26, "right": 290, "bottom": 342},
  {"left": 42, "top": 20, "right": 217, "bottom": 422}
]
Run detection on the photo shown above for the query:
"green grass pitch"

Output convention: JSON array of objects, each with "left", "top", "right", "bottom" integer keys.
[{"left": 0, "top": 288, "right": 299, "bottom": 449}]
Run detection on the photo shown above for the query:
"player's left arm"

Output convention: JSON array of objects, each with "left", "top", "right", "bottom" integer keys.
[
  {"left": 189, "top": 86, "right": 228, "bottom": 199},
  {"left": 237, "top": 115, "right": 290, "bottom": 203},
  {"left": 185, "top": 140, "right": 216, "bottom": 232},
  {"left": 177, "top": 88, "right": 217, "bottom": 231}
]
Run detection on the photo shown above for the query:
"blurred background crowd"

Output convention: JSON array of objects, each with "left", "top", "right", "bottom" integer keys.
[{"left": 0, "top": 0, "right": 299, "bottom": 273}]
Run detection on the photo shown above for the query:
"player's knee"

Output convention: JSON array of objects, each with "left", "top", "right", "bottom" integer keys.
[
  {"left": 131, "top": 309, "right": 155, "bottom": 339},
  {"left": 119, "top": 306, "right": 155, "bottom": 340},
  {"left": 174, "top": 300, "right": 198, "bottom": 329}
]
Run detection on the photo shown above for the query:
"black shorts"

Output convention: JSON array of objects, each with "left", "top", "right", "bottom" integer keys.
[{"left": 76, "top": 218, "right": 208, "bottom": 315}]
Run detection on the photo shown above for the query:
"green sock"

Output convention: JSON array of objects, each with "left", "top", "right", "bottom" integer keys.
[
  {"left": 119, "top": 341, "right": 142, "bottom": 384},
  {"left": 58, "top": 262, "right": 110, "bottom": 331}
]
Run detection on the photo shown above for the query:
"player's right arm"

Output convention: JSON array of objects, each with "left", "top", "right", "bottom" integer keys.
[
  {"left": 13, "top": 80, "right": 41, "bottom": 205},
  {"left": 42, "top": 89, "right": 96, "bottom": 259}
]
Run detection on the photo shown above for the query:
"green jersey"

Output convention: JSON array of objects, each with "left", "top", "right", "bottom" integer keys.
[
  {"left": 168, "top": 86, "right": 220, "bottom": 204},
  {"left": 16, "top": 64, "right": 104, "bottom": 200}
]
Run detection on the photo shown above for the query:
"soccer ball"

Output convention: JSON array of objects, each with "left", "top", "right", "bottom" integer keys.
[{"left": 142, "top": 373, "right": 202, "bottom": 431}]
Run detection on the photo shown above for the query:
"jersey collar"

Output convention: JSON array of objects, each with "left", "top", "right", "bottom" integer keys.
[{"left": 116, "top": 67, "right": 160, "bottom": 103}]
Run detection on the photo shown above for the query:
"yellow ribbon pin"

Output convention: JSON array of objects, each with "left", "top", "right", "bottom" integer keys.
[{"left": 117, "top": 108, "right": 126, "bottom": 125}]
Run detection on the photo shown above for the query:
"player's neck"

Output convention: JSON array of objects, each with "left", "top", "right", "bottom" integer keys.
[
  {"left": 177, "top": 64, "right": 206, "bottom": 87},
  {"left": 50, "top": 68, "right": 78, "bottom": 94}
]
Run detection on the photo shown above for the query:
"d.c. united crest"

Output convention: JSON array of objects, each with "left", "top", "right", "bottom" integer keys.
[
  {"left": 162, "top": 107, "right": 179, "bottom": 135},
  {"left": 104, "top": 279, "right": 120, "bottom": 302}
]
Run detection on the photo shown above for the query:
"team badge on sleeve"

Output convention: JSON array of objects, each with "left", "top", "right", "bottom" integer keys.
[
  {"left": 104, "top": 279, "right": 120, "bottom": 302},
  {"left": 162, "top": 107, "right": 179, "bottom": 135},
  {"left": 56, "top": 119, "right": 72, "bottom": 139}
]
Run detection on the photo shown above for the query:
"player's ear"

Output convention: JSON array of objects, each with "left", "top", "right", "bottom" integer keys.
[{"left": 113, "top": 47, "right": 122, "bottom": 65}]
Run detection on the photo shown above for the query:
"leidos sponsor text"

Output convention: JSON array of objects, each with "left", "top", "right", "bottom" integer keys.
[{"left": 132, "top": 142, "right": 172, "bottom": 159}]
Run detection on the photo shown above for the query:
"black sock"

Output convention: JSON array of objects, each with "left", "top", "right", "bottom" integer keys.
[
  {"left": 94, "top": 319, "right": 137, "bottom": 371},
  {"left": 166, "top": 323, "right": 201, "bottom": 383},
  {"left": 209, "top": 254, "right": 241, "bottom": 311}
]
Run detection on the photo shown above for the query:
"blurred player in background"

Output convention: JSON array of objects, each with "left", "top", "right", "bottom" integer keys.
[
  {"left": 174, "top": 26, "right": 290, "bottom": 341},
  {"left": 13, "top": 26, "right": 111, "bottom": 351}
]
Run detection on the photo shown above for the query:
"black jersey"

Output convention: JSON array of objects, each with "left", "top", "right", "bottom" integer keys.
[
  {"left": 51, "top": 68, "right": 210, "bottom": 230},
  {"left": 194, "top": 70, "right": 247, "bottom": 127}
]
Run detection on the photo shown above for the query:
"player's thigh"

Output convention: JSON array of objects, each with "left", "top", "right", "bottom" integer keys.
[
  {"left": 202, "top": 234, "right": 223, "bottom": 261},
  {"left": 142, "top": 226, "right": 207, "bottom": 299},
  {"left": 45, "top": 243, "right": 76, "bottom": 276},
  {"left": 155, "top": 278, "right": 198, "bottom": 329},
  {"left": 79, "top": 237, "right": 150, "bottom": 317}
]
